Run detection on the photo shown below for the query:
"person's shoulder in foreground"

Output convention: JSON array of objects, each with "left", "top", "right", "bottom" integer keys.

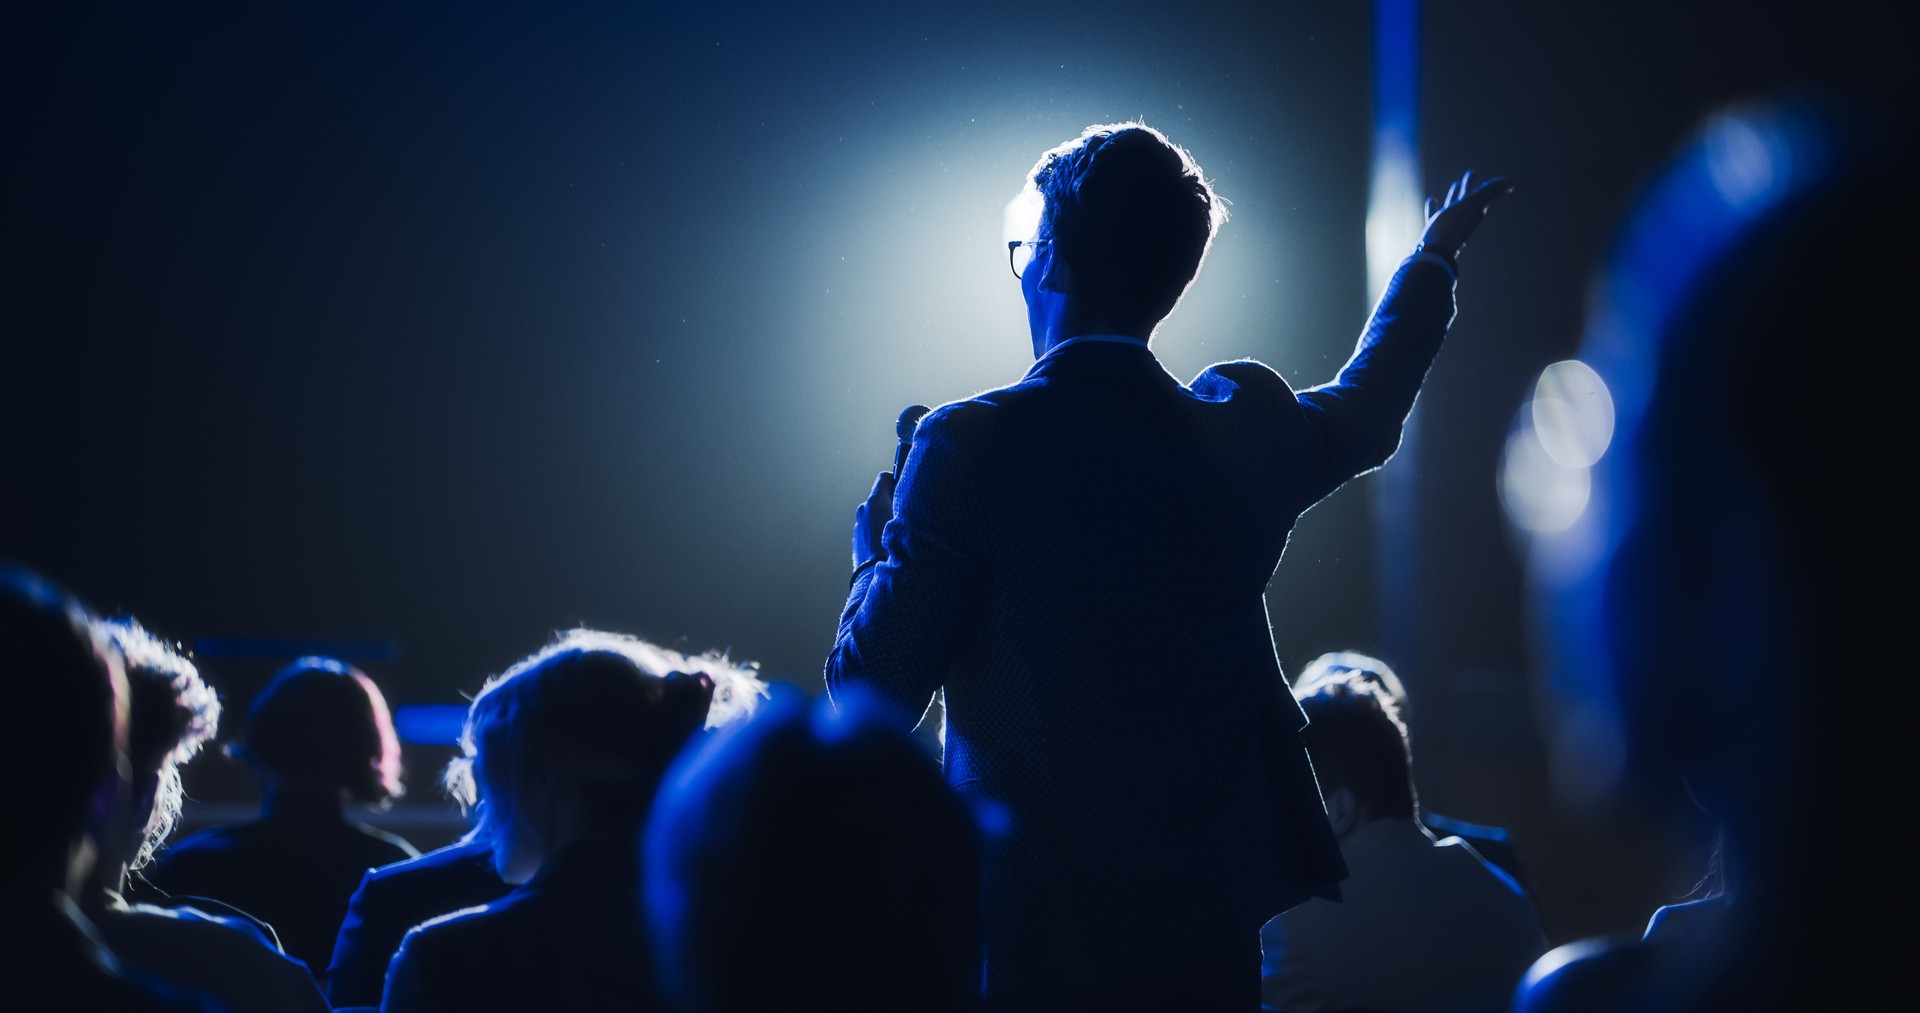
[
  {"left": 328, "top": 836, "right": 509, "bottom": 1007},
  {"left": 99, "top": 898, "right": 330, "bottom": 1013}
]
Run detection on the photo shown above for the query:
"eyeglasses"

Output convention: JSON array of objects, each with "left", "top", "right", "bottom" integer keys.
[{"left": 1007, "top": 239, "right": 1051, "bottom": 280}]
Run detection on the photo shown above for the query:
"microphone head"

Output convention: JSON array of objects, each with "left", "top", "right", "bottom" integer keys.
[{"left": 896, "top": 404, "right": 931, "bottom": 441}]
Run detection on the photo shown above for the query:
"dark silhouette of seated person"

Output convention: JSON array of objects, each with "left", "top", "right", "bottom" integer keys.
[
  {"left": 327, "top": 816, "right": 509, "bottom": 1007},
  {"left": 1511, "top": 100, "right": 1912, "bottom": 1011},
  {"left": 0, "top": 565, "right": 214, "bottom": 1012},
  {"left": 643, "top": 690, "right": 982, "bottom": 1013},
  {"left": 1292, "top": 651, "right": 1533, "bottom": 895},
  {"left": 83, "top": 617, "right": 331, "bottom": 1013},
  {"left": 1260, "top": 673, "right": 1546, "bottom": 1012},
  {"left": 329, "top": 689, "right": 525, "bottom": 1007},
  {"left": 148, "top": 655, "right": 419, "bottom": 982},
  {"left": 380, "top": 629, "right": 762, "bottom": 1013}
]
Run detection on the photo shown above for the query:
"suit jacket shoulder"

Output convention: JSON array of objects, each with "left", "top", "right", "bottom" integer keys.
[
  {"left": 329, "top": 840, "right": 509, "bottom": 1008},
  {"left": 1188, "top": 357, "right": 1296, "bottom": 403}
]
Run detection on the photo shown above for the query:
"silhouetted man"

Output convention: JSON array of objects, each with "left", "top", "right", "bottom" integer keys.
[{"left": 825, "top": 122, "right": 1508, "bottom": 1010}]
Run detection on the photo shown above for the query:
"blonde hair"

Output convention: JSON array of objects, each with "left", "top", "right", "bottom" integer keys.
[
  {"left": 97, "top": 617, "right": 221, "bottom": 869},
  {"left": 442, "top": 628, "right": 765, "bottom": 812}
]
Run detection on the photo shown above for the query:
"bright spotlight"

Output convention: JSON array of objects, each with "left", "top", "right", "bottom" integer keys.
[
  {"left": 1003, "top": 185, "right": 1042, "bottom": 245},
  {"left": 1530, "top": 360, "right": 1614, "bottom": 469},
  {"left": 1500, "top": 409, "right": 1590, "bottom": 534}
]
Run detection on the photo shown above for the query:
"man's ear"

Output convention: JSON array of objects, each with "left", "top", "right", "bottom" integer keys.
[
  {"left": 1038, "top": 246, "right": 1074, "bottom": 295},
  {"left": 1324, "top": 786, "right": 1358, "bottom": 839}
]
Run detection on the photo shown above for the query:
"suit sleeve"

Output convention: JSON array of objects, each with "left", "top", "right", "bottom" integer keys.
[
  {"left": 1289, "top": 252, "right": 1458, "bottom": 507},
  {"left": 823, "top": 405, "right": 985, "bottom": 730}
]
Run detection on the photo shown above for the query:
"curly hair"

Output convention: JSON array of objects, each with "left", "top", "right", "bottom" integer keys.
[
  {"left": 442, "top": 629, "right": 765, "bottom": 818},
  {"left": 97, "top": 617, "right": 221, "bottom": 869}
]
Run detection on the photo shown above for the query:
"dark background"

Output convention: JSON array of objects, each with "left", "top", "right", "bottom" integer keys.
[{"left": 6, "top": 0, "right": 1902, "bottom": 946}]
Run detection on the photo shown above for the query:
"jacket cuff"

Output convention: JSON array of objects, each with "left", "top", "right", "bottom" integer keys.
[{"left": 1410, "top": 248, "right": 1458, "bottom": 283}]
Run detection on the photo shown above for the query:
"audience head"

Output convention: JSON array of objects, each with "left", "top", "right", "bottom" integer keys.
[
  {"left": 1295, "top": 674, "right": 1417, "bottom": 837},
  {"left": 1019, "top": 121, "right": 1224, "bottom": 330},
  {"left": 232, "top": 656, "right": 402, "bottom": 805},
  {"left": 446, "top": 629, "right": 763, "bottom": 884},
  {"left": 1295, "top": 651, "right": 1410, "bottom": 714},
  {"left": 0, "top": 564, "right": 128, "bottom": 896},
  {"left": 96, "top": 618, "right": 221, "bottom": 873},
  {"left": 645, "top": 691, "right": 982, "bottom": 1013}
]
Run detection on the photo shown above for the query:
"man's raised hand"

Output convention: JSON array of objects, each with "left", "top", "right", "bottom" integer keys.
[{"left": 1420, "top": 170, "right": 1513, "bottom": 263}]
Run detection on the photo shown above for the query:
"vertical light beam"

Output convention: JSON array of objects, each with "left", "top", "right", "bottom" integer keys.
[
  {"left": 1369, "top": 0, "right": 1424, "bottom": 673},
  {"left": 1367, "top": 0, "right": 1424, "bottom": 301}
]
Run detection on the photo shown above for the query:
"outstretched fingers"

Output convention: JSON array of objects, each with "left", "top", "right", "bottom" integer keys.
[{"left": 1464, "top": 175, "right": 1515, "bottom": 210}]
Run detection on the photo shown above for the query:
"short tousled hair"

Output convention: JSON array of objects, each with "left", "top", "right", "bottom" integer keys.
[
  {"left": 1029, "top": 121, "right": 1225, "bottom": 327},
  {"left": 443, "top": 629, "right": 765, "bottom": 829},
  {"left": 1297, "top": 674, "right": 1418, "bottom": 819},
  {"left": 233, "top": 656, "right": 403, "bottom": 804},
  {"left": 97, "top": 618, "right": 221, "bottom": 869},
  {"left": 1295, "top": 651, "right": 1410, "bottom": 717}
]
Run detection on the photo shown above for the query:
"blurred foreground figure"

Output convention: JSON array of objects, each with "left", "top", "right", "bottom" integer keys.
[
  {"left": 827, "top": 120, "right": 1510, "bottom": 1009},
  {"left": 85, "top": 618, "right": 329, "bottom": 1012},
  {"left": 380, "top": 630, "right": 761, "bottom": 1013},
  {"left": 645, "top": 690, "right": 982, "bottom": 1013},
  {"left": 1260, "top": 670, "right": 1545, "bottom": 1012},
  {"left": 1514, "top": 98, "right": 1913, "bottom": 1010},
  {"left": 149, "top": 655, "right": 418, "bottom": 981},
  {"left": 0, "top": 565, "right": 210, "bottom": 1011}
]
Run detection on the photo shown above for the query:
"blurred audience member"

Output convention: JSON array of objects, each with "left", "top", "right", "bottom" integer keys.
[
  {"left": 1260, "top": 673, "right": 1545, "bottom": 1012},
  {"left": 644, "top": 690, "right": 982, "bottom": 1013},
  {"left": 1293, "top": 651, "right": 1532, "bottom": 894},
  {"left": 84, "top": 617, "right": 329, "bottom": 1012},
  {"left": 380, "top": 630, "right": 762, "bottom": 1013},
  {"left": 1513, "top": 99, "right": 1911, "bottom": 1010},
  {"left": 149, "top": 655, "right": 418, "bottom": 981},
  {"left": 0, "top": 564, "right": 212, "bottom": 1011}
]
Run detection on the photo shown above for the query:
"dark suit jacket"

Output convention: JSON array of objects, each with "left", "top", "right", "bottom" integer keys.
[
  {"left": 327, "top": 837, "right": 511, "bottom": 1008},
  {"left": 381, "top": 836, "right": 664, "bottom": 1013},
  {"left": 148, "top": 793, "right": 418, "bottom": 982},
  {"left": 826, "top": 254, "right": 1457, "bottom": 1001}
]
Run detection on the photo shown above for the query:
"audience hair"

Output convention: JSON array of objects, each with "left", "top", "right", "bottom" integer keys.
[
  {"left": 231, "top": 655, "right": 403, "bottom": 804},
  {"left": 1294, "top": 650, "right": 1410, "bottom": 713},
  {"left": 96, "top": 617, "right": 221, "bottom": 870},
  {"left": 0, "top": 563, "right": 127, "bottom": 891},
  {"left": 1296, "top": 674, "right": 1418, "bottom": 820},
  {"left": 645, "top": 690, "right": 982, "bottom": 1013},
  {"left": 442, "top": 628, "right": 764, "bottom": 829},
  {"left": 1027, "top": 121, "right": 1225, "bottom": 327}
]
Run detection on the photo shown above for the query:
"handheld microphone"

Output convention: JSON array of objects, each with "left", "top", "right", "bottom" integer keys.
[{"left": 894, "top": 404, "right": 931, "bottom": 477}]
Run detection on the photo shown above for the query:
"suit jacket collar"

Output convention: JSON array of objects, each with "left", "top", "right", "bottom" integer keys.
[{"left": 1023, "top": 335, "right": 1163, "bottom": 382}]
